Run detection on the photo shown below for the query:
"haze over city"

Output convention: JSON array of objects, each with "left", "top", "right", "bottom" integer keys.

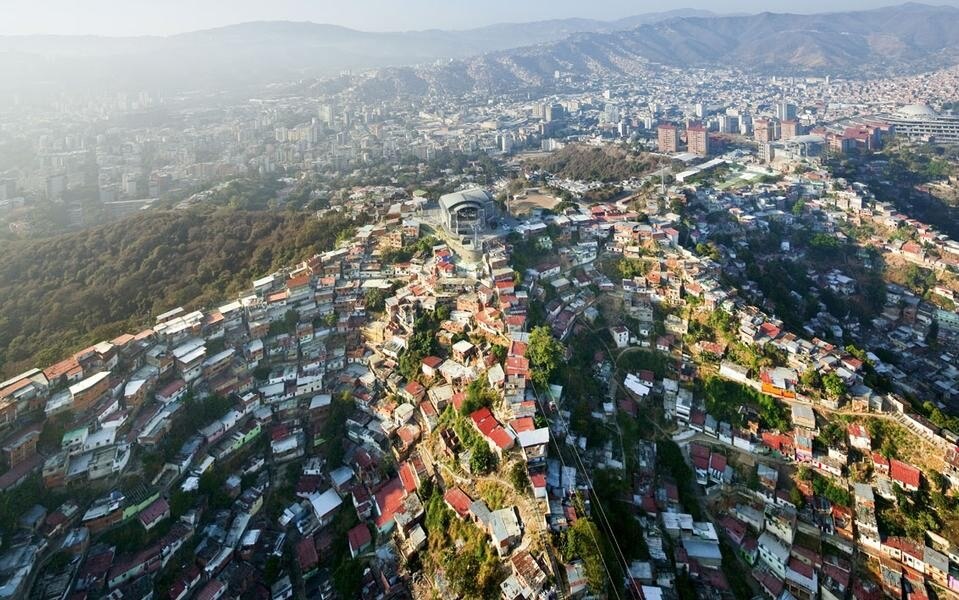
[
  {"left": 3, "top": 2, "right": 959, "bottom": 600},
  {"left": 2, "top": 0, "right": 958, "bottom": 35}
]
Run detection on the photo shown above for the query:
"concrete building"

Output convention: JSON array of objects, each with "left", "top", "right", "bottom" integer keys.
[
  {"left": 686, "top": 123, "right": 710, "bottom": 157},
  {"left": 781, "top": 120, "right": 800, "bottom": 140},
  {"left": 881, "top": 104, "right": 959, "bottom": 144},
  {"left": 658, "top": 124, "right": 678, "bottom": 153}
]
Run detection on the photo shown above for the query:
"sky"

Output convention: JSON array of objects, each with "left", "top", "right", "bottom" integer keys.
[{"left": 2, "top": 0, "right": 956, "bottom": 36}]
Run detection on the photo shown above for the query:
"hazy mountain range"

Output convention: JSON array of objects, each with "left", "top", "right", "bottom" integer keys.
[
  {"left": 0, "top": 9, "right": 716, "bottom": 96},
  {"left": 0, "top": 3, "right": 957, "bottom": 97},
  {"left": 355, "top": 2, "right": 959, "bottom": 97}
]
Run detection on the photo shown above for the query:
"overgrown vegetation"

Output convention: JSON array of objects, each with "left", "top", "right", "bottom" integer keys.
[
  {"left": 656, "top": 439, "right": 702, "bottom": 520},
  {"left": 527, "top": 325, "right": 564, "bottom": 388},
  {"left": 701, "top": 377, "right": 790, "bottom": 432},
  {"left": 380, "top": 235, "right": 438, "bottom": 264},
  {"left": 422, "top": 484, "right": 503, "bottom": 599},
  {"left": 528, "top": 144, "right": 660, "bottom": 182},
  {"left": 397, "top": 308, "right": 447, "bottom": 381},
  {"left": 0, "top": 208, "right": 365, "bottom": 375}
]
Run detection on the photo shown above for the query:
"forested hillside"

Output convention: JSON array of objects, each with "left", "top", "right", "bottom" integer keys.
[
  {"left": 527, "top": 144, "right": 660, "bottom": 182},
  {"left": 0, "top": 208, "right": 361, "bottom": 376}
]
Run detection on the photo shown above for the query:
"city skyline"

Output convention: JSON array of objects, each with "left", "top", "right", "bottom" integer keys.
[{"left": 2, "top": 0, "right": 957, "bottom": 37}]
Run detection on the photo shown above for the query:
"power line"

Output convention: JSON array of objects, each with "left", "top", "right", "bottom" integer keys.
[
  {"left": 536, "top": 382, "right": 641, "bottom": 599},
  {"left": 528, "top": 383, "right": 625, "bottom": 600},
  {"left": 538, "top": 314, "right": 655, "bottom": 598},
  {"left": 516, "top": 265, "right": 639, "bottom": 597}
]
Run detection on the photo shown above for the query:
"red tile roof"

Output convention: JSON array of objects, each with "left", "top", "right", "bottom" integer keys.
[
  {"left": 505, "top": 356, "right": 530, "bottom": 376},
  {"left": 692, "top": 455, "right": 709, "bottom": 471},
  {"left": 689, "top": 443, "right": 710, "bottom": 460},
  {"left": 287, "top": 274, "right": 310, "bottom": 289},
  {"left": 759, "top": 322, "right": 781, "bottom": 339},
  {"left": 348, "top": 524, "right": 372, "bottom": 554},
  {"left": 789, "top": 558, "right": 815, "bottom": 579},
  {"left": 196, "top": 580, "right": 225, "bottom": 600},
  {"left": 158, "top": 379, "right": 185, "bottom": 398},
  {"left": 470, "top": 407, "right": 496, "bottom": 434},
  {"left": 848, "top": 423, "right": 869, "bottom": 438},
  {"left": 43, "top": 357, "right": 82, "bottom": 380},
  {"left": 419, "top": 400, "right": 437, "bottom": 416},
  {"left": 510, "top": 417, "right": 535, "bottom": 433},
  {"left": 889, "top": 458, "right": 921, "bottom": 488},
  {"left": 709, "top": 453, "right": 727, "bottom": 472},
  {"left": 296, "top": 536, "right": 318, "bottom": 571},
  {"left": 404, "top": 381, "right": 425, "bottom": 397},
  {"left": 373, "top": 478, "right": 406, "bottom": 529},
  {"left": 398, "top": 462, "right": 417, "bottom": 494},
  {"left": 487, "top": 427, "right": 515, "bottom": 450},
  {"left": 470, "top": 407, "right": 515, "bottom": 450},
  {"left": 137, "top": 498, "right": 169, "bottom": 527},
  {"left": 508, "top": 341, "right": 528, "bottom": 358},
  {"left": 872, "top": 453, "right": 889, "bottom": 469},
  {"left": 444, "top": 487, "right": 473, "bottom": 519},
  {"left": 422, "top": 356, "right": 444, "bottom": 369}
]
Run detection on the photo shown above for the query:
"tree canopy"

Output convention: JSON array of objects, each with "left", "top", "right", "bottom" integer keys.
[
  {"left": 528, "top": 144, "right": 660, "bottom": 183},
  {"left": 527, "top": 326, "right": 563, "bottom": 388},
  {"left": 0, "top": 207, "right": 364, "bottom": 375}
]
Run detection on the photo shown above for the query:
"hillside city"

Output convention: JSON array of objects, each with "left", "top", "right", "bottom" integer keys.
[{"left": 6, "top": 18, "right": 959, "bottom": 600}]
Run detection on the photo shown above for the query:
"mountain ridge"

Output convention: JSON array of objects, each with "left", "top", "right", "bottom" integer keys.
[
  {"left": 354, "top": 2, "right": 959, "bottom": 97},
  {"left": 0, "top": 4, "right": 957, "bottom": 97}
]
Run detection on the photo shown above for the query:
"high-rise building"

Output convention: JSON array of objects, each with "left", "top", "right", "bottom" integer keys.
[
  {"left": 695, "top": 103, "right": 706, "bottom": 119},
  {"left": 686, "top": 123, "right": 710, "bottom": 156},
  {"left": 776, "top": 102, "right": 797, "bottom": 121},
  {"left": 753, "top": 119, "right": 778, "bottom": 143},
  {"left": 603, "top": 103, "right": 620, "bottom": 124},
  {"left": 318, "top": 104, "right": 334, "bottom": 126},
  {"left": 658, "top": 124, "right": 678, "bottom": 153},
  {"left": 545, "top": 103, "right": 564, "bottom": 122},
  {"left": 781, "top": 120, "right": 801, "bottom": 140},
  {"left": 759, "top": 142, "right": 775, "bottom": 163},
  {"left": 718, "top": 115, "right": 739, "bottom": 134}
]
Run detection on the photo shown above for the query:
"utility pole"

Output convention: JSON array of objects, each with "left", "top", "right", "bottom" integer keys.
[{"left": 660, "top": 156, "right": 667, "bottom": 196}]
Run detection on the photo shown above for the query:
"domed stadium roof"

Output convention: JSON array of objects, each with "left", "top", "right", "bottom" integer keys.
[{"left": 897, "top": 104, "right": 938, "bottom": 118}]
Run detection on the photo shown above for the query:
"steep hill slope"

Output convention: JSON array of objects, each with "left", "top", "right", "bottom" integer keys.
[
  {"left": 0, "top": 209, "right": 359, "bottom": 376},
  {"left": 364, "top": 3, "right": 959, "bottom": 95}
]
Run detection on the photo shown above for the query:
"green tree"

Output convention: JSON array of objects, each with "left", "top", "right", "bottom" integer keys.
[
  {"left": 364, "top": 288, "right": 387, "bottom": 313},
  {"left": 818, "top": 421, "right": 845, "bottom": 447},
  {"left": 469, "top": 440, "right": 497, "bottom": 475},
  {"left": 283, "top": 309, "right": 300, "bottom": 332},
  {"left": 822, "top": 372, "right": 846, "bottom": 400},
  {"left": 800, "top": 369, "right": 821, "bottom": 391},
  {"left": 0, "top": 208, "right": 366, "bottom": 377},
  {"left": 509, "top": 462, "right": 529, "bottom": 493},
  {"left": 397, "top": 311, "right": 442, "bottom": 381},
  {"left": 563, "top": 517, "right": 609, "bottom": 594},
  {"left": 323, "top": 391, "right": 355, "bottom": 466},
  {"left": 789, "top": 487, "right": 804, "bottom": 508},
  {"left": 527, "top": 326, "right": 563, "bottom": 388},
  {"left": 461, "top": 378, "right": 499, "bottom": 416}
]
